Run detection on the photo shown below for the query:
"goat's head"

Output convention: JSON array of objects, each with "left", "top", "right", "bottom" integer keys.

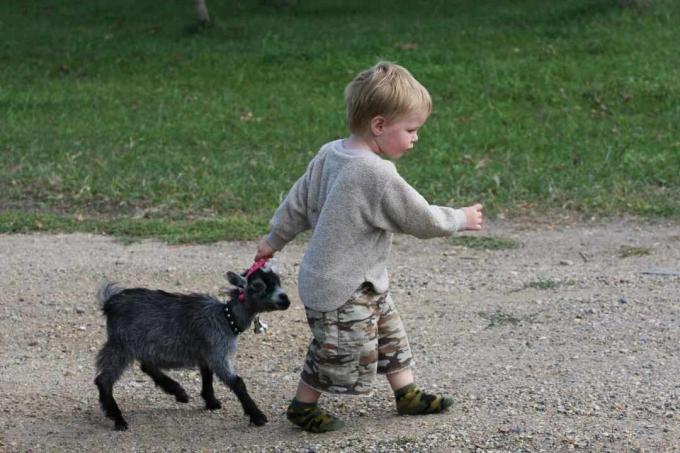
[{"left": 226, "top": 262, "right": 290, "bottom": 313}]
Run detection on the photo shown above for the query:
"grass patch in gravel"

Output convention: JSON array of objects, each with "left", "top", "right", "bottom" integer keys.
[
  {"left": 618, "top": 245, "right": 653, "bottom": 258},
  {"left": 518, "top": 278, "right": 578, "bottom": 291},
  {"left": 449, "top": 235, "right": 522, "bottom": 250},
  {"left": 524, "top": 279, "right": 561, "bottom": 290},
  {"left": 478, "top": 310, "right": 522, "bottom": 329}
]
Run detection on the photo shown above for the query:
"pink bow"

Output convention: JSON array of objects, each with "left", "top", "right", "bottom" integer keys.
[
  {"left": 238, "top": 259, "right": 269, "bottom": 301},
  {"left": 245, "top": 258, "right": 269, "bottom": 278}
]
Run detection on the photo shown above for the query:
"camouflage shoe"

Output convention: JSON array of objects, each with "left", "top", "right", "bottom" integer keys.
[
  {"left": 286, "top": 399, "right": 345, "bottom": 433},
  {"left": 395, "top": 383, "right": 453, "bottom": 415}
]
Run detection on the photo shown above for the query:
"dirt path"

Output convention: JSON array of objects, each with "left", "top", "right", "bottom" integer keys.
[{"left": 1, "top": 220, "right": 679, "bottom": 452}]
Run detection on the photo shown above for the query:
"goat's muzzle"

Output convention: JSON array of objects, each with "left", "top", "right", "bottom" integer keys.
[{"left": 275, "top": 294, "right": 291, "bottom": 310}]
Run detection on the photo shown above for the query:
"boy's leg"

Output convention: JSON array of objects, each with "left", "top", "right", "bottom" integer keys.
[
  {"left": 376, "top": 294, "right": 453, "bottom": 415},
  {"left": 288, "top": 287, "right": 380, "bottom": 433},
  {"left": 287, "top": 303, "right": 346, "bottom": 434},
  {"left": 386, "top": 367, "right": 414, "bottom": 391},
  {"left": 294, "top": 379, "right": 321, "bottom": 403}
]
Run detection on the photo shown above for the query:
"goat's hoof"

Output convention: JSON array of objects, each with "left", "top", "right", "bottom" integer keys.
[
  {"left": 250, "top": 413, "right": 268, "bottom": 426},
  {"left": 114, "top": 420, "right": 129, "bottom": 431},
  {"left": 205, "top": 399, "right": 222, "bottom": 410},
  {"left": 175, "top": 391, "right": 190, "bottom": 403}
]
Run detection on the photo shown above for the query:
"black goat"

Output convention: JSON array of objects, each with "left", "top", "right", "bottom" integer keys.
[{"left": 94, "top": 263, "right": 290, "bottom": 431}]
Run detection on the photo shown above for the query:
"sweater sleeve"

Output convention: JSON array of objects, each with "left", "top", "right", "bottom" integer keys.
[
  {"left": 372, "top": 166, "right": 468, "bottom": 238},
  {"left": 266, "top": 166, "right": 312, "bottom": 251}
]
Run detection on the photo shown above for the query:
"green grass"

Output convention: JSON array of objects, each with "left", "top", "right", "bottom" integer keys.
[
  {"left": 1, "top": 0, "right": 679, "bottom": 242},
  {"left": 0, "top": 210, "right": 267, "bottom": 244}
]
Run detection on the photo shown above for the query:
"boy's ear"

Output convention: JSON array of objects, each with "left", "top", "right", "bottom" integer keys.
[
  {"left": 370, "top": 116, "right": 386, "bottom": 136},
  {"left": 226, "top": 271, "right": 247, "bottom": 289}
]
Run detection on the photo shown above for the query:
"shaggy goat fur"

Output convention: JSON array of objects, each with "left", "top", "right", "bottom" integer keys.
[{"left": 94, "top": 266, "right": 290, "bottom": 431}]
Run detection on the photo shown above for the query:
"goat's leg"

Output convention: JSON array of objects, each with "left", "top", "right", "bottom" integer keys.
[
  {"left": 199, "top": 364, "right": 221, "bottom": 410},
  {"left": 227, "top": 375, "right": 268, "bottom": 426},
  {"left": 94, "top": 343, "right": 132, "bottom": 431},
  {"left": 211, "top": 362, "right": 267, "bottom": 426},
  {"left": 140, "top": 362, "right": 189, "bottom": 403}
]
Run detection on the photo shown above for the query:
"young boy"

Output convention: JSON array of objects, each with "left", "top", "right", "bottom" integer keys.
[{"left": 255, "top": 61, "right": 483, "bottom": 433}]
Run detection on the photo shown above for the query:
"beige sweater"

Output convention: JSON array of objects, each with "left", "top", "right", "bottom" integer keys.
[{"left": 266, "top": 139, "right": 468, "bottom": 311}]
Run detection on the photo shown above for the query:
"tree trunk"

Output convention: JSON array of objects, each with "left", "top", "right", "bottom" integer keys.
[{"left": 195, "top": 0, "right": 210, "bottom": 25}]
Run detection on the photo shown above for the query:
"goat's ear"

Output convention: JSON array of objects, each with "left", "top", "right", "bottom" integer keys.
[{"left": 226, "top": 271, "right": 247, "bottom": 289}]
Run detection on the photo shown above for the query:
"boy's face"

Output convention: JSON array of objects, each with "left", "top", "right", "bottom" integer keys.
[{"left": 372, "top": 110, "right": 429, "bottom": 160}]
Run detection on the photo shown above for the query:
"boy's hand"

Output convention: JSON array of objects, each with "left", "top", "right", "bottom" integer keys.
[
  {"left": 463, "top": 203, "right": 483, "bottom": 230},
  {"left": 254, "top": 237, "right": 276, "bottom": 261}
]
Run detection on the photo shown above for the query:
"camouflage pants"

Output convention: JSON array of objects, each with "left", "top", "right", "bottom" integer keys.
[{"left": 301, "top": 284, "right": 414, "bottom": 395}]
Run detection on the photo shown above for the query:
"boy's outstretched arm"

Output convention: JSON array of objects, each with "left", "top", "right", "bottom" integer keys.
[{"left": 373, "top": 167, "right": 483, "bottom": 238}]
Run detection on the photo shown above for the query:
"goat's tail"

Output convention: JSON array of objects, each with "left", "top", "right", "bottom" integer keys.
[{"left": 96, "top": 281, "right": 126, "bottom": 309}]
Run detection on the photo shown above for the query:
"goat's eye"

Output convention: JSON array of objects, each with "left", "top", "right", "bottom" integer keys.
[{"left": 251, "top": 281, "right": 266, "bottom": 293}]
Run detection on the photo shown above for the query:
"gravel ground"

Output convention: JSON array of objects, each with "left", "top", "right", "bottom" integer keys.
[{"left": 1, "top": 219, "right": 679, "bottom": 452}]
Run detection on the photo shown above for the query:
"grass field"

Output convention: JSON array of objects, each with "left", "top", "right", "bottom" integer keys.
[{"left": 1, "top": 0, "right": 678, "bottom": 242}]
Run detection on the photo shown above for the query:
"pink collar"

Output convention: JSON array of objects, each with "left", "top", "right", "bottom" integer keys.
[{"left": 238, "top": 259, "right": 269, "bottom": 302}]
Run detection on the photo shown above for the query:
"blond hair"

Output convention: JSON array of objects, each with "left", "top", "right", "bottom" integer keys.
[{"left": 344, "top": 61, "right": 432, "bottom": 134}]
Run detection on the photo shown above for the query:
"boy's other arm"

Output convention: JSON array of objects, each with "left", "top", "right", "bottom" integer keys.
[
  {"left": 265, "top": 169, "right": 312, "bottom": 252},
  {"left": 254, "top": 237, "right": 276, "bottom": 261},
  {"left": 373, "top": 171, "right": 482, "bottom": 238}
]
